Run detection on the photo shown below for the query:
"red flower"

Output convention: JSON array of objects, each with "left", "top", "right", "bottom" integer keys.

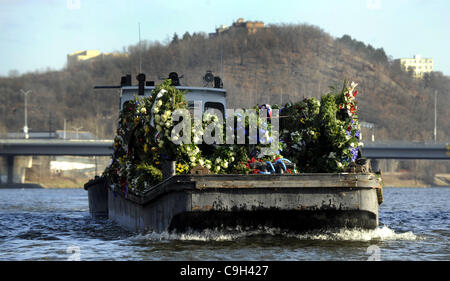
[
  {"left": 286, "top": 168, "right": 292, "bottom": 174},
  {"left": 353, "top": 90, "right": 358, "bottom": 97},
  {"left": 120, "top": 177, "right": 127, "bottom": 188},
  {"left": 252, "top": 169, "right": 260, "bottom": 174}
]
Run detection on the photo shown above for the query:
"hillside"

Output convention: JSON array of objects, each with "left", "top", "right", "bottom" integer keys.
[{"left": 0, "top": 23, "right": 449, "bottom": 144}]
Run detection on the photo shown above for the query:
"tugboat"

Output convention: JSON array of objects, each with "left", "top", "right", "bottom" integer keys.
[{"left": 85, "top": 72, "right": 383, "bottom": 233}]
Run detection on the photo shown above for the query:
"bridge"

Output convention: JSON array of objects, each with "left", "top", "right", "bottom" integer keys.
[
  {"left": 361, "top": 141, "right": 450, "bottom": 160},
  {"left": 0, "top": 139, "right": 112, "bottom": 184},
  {"left": 0, "top": 139, "right": 449, "bottom": 184},
  {"left": 0, "top": 139, "right": 113, "bottom": 156}
]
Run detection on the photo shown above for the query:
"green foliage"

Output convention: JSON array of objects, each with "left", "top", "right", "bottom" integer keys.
[{"left": 280, "top": 81, "right": 361, "bottom": 172}]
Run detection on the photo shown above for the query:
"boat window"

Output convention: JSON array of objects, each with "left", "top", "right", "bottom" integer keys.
[
  {"left": 205, "top": 102, "right": 225, "bottom": 118},
  {"left": 122, "top": 100, "right": 134, "bottom": 111}
]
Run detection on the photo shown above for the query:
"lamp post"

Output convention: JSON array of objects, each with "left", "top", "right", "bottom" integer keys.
[
  {"left": 20, "top": 89, "right": 32, "bottom": 139},
  {"left": 434, "top": 90, "right": 437, "bottom": 143},
  {"left": 72, "top": 126, "right": 83, "bottom": 139}
]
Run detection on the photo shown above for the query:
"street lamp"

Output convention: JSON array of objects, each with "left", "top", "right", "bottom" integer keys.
[
  {"left": 72, "top": 126, "right": 83, "bottom": 139},
  {"left": 434, "top": 90, "right": 437, "bottom": 143},
  {"left": 20, "top": 89, "right": 32, "bottom": 139}
]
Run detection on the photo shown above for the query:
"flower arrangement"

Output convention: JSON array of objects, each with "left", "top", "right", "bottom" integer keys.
[
  {"left": 279, "top": 80, "right": 361, "bottom": 172},
  {"left": 103, "top": 79, "right": 362, "bottom": 195}
]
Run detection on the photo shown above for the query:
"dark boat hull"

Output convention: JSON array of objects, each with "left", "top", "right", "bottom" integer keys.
[{"left": 86, "top": 173, "right": 383, "bottom": 233}]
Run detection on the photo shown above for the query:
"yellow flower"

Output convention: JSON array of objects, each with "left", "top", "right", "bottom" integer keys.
[
  {"left": 144, "top": 144, "right": 148, "bottom": 153},
  {"left": 144, "top": 125, "right": 150, "bottom": 133},
  {"left": 134, "top": 117, "right": 140, "bottom": 125}
]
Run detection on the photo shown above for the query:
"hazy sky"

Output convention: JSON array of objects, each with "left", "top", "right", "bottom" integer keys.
[{"left": 1, "top": 0, "right": 449, "bottom": 76}]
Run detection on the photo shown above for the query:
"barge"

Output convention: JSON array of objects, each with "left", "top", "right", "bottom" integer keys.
[
  {"left": 86, "top": 173, "right": 383, "bottom": 233},
  {"left": 85, "top": 72, "right": 383, "bottom": 233}
]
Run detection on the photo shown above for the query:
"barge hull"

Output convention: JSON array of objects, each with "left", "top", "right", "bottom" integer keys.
[{"left": 96, "top": 174, "right": 382, "bottom": 233}]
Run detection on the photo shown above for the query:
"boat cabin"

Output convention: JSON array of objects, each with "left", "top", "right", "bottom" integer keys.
[{"left": 117, "top": 72, "right": 227, "bottom": 116}]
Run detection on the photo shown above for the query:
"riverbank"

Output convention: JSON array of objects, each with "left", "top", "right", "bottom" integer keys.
[
  {"left": 25, "top": 176, "right": 91, "bottom": 188},
  {"left": 382, "top": 172, "right": 450, "bottom": 188}
]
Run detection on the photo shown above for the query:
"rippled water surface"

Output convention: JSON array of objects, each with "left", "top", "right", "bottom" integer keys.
[{"left": 0, "top": 187, "right": 448, "bottom": 260}]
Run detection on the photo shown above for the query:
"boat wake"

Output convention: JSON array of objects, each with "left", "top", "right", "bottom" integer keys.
[{"left": 130, "top": 225, "right": 418, "bottom": 242}]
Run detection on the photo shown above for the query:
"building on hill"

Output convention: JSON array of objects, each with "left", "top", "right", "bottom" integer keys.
[
  {"left": 67, "top": 50, "right": 101, "bottom": 65},
  {"left": 396, "top": 55, "right": 433, "bottom": 79},
  {"left": 210, "top": 18, "right": 265, "bottom": 37},
  {"left": 232, "top": 18, "right": 265, "bottom": 34},
  {"left": 67, "top": 50, "right": 128, "bottom": 66}
]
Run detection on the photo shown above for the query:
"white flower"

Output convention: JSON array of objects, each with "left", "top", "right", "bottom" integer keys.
[
  {"left": 206, "top": 164, "right": 211, "bottom": 169},
  {"left": 190, "top": 157, "right": 196, "bottom": 163},
  {"left": 157, "top": 100, "right": 163, "bottom": 107},
  {"left": 155, "top": 114, "right": 161, "bottom": 123},
  {"left": 337, "top": 161, "right": 343, "bottom": 168},
  {"left": 230, "top": 156, "right": 235, "bottom": 162},
  {"left": 222, "top": 162, "right": 228, "bottom": 168},
  {"left": 140, "top": 107, "right": 147, "bottom": 114},
  {"left": 328, "top": 152, "right": 336, "bottom": 159},
  {"left": 153, "top": 107, "right": 159, "bottom": 114},
  {"left": 156, "top": 89, "right": 166, "bottom": 99},
  {"left": 215, "top": 158, "right": 221, "bottom": 164}
]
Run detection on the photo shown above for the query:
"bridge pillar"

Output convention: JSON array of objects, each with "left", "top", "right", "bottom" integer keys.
[
  {"left": 370, "top": 159, "right": 380, "bottom": 173},
  {"left": 4, "top": 155, "right": 32, "bottom": 184},
  {"left": 6, "top": 155, "right": 14, "bottom": 184}
]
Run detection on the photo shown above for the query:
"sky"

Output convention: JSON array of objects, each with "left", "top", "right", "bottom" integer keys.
[{"left": 1, "top": 0, "right": 449, "bottom": 76}]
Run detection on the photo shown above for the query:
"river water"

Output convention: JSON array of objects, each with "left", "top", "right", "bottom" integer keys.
[{"left": 0, "top": 187, "right": 448, "bottom": 261}]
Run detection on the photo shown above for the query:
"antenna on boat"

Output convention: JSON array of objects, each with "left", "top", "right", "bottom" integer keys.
[
  {"left": 220, "top": 31, "right": 224, "bottom": 79},
  {"left": 138, "top": 22, "right": 142, "bottom": 73}
]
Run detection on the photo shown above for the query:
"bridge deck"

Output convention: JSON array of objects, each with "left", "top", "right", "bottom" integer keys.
[
  {"left": 0, "top": 139, "right": 113, "bottom": 156},
  {"left": 0, "top": 139, "right": 449, "bottom": 159}
]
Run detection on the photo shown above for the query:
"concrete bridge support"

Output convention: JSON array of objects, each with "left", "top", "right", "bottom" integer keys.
[
  {"left": 0, "top": 156, "right": 32, "bottom": 184},
  {"left": 370, "top": 159, "right": 379, "bottom": 173}
]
